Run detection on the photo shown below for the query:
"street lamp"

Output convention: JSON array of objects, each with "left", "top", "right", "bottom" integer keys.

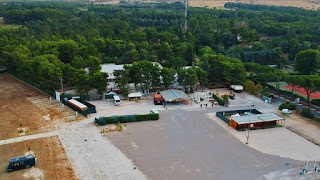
[{"left": 246, "top": 104, "right": 254, "bottom": 145}]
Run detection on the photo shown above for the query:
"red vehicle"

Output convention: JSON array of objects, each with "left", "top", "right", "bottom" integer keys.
[{"left": 153, "top": 94, "right": 164, "bottom": 105}]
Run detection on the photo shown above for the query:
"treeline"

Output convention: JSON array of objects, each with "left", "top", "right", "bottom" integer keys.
[
  {"left": 224, "top": 2, "right": 320, "bottom": 14},
  {"left": 0, "top": 2, "right": 320, "bottom": 95}
]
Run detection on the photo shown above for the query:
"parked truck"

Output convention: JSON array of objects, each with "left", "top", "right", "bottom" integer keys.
[
  {"left": 153, "top": 93, "right": 164, "bottom": 105},
  {"left": 7, "top": 153, "right": 36, "bottom": 172}
]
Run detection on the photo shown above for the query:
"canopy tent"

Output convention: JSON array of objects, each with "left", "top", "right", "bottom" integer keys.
[
  {"left": 128, "top": 92, "right": 142, "bottom": 101},
  {"left": 160, "top": 89, "right": 191, "bottom": 103}
]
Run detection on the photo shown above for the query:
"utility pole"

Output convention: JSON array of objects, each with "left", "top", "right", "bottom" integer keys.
[
  {"left": 60, "top": 77, "right": 64, "bottom": 94},
  {"left": 246, "top": 104, "right": 254, "bottom": 144},
  {"left": 182, "top": 0, "right": 188, "bottom": 38}
]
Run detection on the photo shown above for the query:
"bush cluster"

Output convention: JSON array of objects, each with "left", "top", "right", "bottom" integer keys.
[
  {"left": 300, "top": 108, "right": 315, "bottom": 119},
  {"left": 95, "top": 113, "right": 159, "bottom": 126},
  {"left": 311, "top": 99, "right": 320, "bottom": 107},
  {"left": 278, "top": 102, "right": 296, "bottom": 110},
  {"left": 212, "top": 93, "right": 225, "bottom": 106}
]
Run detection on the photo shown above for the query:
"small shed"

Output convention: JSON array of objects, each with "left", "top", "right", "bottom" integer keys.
[
  {"left": 160, "top": 89, "right": 191, "bottom": 104},
  {"left": 128, "top": 92, "right": 142, "bottom": 101},
  {"left": 229, "top": 113, "right": 285, "bottom": 131}
]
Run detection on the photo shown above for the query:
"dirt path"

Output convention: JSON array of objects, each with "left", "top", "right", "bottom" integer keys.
[{"left": 0, "top": 131, "right": 59, "bottom": 145}]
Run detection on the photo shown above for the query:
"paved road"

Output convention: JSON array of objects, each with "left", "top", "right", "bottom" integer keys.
[{"left": 106, "top": 108, "right": 295, "bottom": 180}]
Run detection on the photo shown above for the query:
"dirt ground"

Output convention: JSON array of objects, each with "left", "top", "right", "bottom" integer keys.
[
  {"left": 0, "top": 73, "right": 82, "bottom": 140},
  {"left": 97, "top": 0, "right": 320, "bottom": 9},
  {"left": 0, "top": 137, "right": 76, "bottom": 180},
  {"left": 0, "top": 73, "right": 81, "bottom": 179},
  {"left": 274, "top": 110, "right": 320, "bottom": 145},
  {"left": 189, "top": 0, "right": 320, "bottom": 9}
]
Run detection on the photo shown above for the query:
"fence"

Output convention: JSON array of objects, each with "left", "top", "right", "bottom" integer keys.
[{"left": 286, "top": 126, "right": 320, "bottom": 147}]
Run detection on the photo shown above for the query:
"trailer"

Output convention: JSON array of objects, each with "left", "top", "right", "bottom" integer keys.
[
  {"left": 68, "top": 99, "right": 88, "bottom": 111},
  {"left": 230, "top": 85, "right": 244, "bottom": 93}
]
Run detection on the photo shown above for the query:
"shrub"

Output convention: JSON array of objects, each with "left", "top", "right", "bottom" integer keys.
[
  {"left": 311, "top": 99, "right": 320, "bottom": 107},
  {"left": 212, "top": 93, "right": 225, "bottom": 106},
  {"left": 300, "top": 108, "right": 315, "bottom": 119},
  {"left": 278, "top": 102, "right": 296, "bottom": 110},
  {"left": 95, "top": 113, "right": 159, "bottom": 126},
  {"left": 222, "top": 94, "right": 229, "bottom": 103}
]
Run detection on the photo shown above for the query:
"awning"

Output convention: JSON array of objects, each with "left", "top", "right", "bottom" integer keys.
[
  {"left": 160, "top": 89, "right": 190, "bottom": 102},
  {"left": 232, "top": 113, "right": 284, "bottom": 125},
  {"left": 128, "top": 92, "right": 142, "bottom": 98}
]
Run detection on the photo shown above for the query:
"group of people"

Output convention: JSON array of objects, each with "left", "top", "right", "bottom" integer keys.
[{"left": 200, "top": 103, "right": 214, "bottom": 108}]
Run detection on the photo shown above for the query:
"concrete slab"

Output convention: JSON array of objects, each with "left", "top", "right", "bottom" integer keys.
[{"left": 208, "top": 113, "right": 320, "bottom": 161}]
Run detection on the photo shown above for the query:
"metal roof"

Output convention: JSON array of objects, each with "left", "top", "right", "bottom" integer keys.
[
  {"left": 231, "top": 113, "right": 284, "bottom": 125},
  {"left": 160, "top": 89, "right": 190, "bottom": 102}
]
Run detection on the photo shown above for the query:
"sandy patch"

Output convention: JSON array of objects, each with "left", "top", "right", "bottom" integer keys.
[{"left": 22, "top": 167, "right": 45, "bottom": 180}]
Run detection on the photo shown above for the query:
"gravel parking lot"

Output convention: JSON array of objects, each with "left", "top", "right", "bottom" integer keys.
[{"left": 86, "top": 90, "right": 320, "bottom": 179}]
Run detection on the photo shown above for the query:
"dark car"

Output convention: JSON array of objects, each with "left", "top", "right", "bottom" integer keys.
[
  {"left": 7, "top": 153, "right": 36, "bottom": 172},
  {"left": 229, "top": 95, "right": 235, "bottom": 100}
]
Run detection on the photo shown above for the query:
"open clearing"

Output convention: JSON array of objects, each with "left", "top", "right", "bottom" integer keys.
[
  {"left": 97, "top": 0, "right": 320, "bottom": 9},
  {"left": 0, "top": 137, "right": 76, "bottom": 180},
  {"left": 0, "top": 73, "right": 82, "bottom": 140},
  {"left": 189, "top": 0, "right": 320, "bottom": 9},
  {"left": 0, "top": 73, "right": 80, "bottom": 180}
]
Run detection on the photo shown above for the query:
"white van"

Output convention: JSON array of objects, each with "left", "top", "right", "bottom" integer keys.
[{"left": 113, "top": 95, "right": 121, "bottom": 106}]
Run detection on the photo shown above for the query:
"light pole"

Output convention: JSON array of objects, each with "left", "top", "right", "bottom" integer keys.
[{"left": 246, "top": 104, "right": 254, "bottom": 144}]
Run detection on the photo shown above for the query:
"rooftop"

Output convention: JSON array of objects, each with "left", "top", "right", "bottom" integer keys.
[{"left": 231, "top": 113, "right": 284, "bottom": 125}]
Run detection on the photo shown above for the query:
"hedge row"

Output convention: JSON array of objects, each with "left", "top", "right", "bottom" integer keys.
[
  {"left": 311, "top": 99, "right": 320, "bottom": 107},
  {"left": 212, "top": 93, "right": 225, "bottom": 106},
  {"left": 278, "top": 102, "right": 296, "bottom": 110},
  {"left": 301, "top": 108, "right": 315, "bottom": 119},
  {"left": 95, "top": 113, "right": 159, "bottom": 126}
]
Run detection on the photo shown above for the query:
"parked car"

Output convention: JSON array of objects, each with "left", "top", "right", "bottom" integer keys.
[
  {"left": 229, "top": 94, "right": 235, "bottom": 100},
  {"left": 7, "top": 153, "right": 36, "bottom": 172}
]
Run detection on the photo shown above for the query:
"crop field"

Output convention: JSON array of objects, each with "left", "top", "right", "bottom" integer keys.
[
  {"left": 96, "top": 0, "right": 320, "bottom": 9},
  {"left": 188, "top": 0, "right": 320, "bottom": 9}
]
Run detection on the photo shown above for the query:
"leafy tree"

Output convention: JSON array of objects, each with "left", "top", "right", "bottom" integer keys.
[
  {"left": 177, "top": 68, "right": 198, "bottom": 93},
  {"left": 57, "top": 39, "right": 79, "bottom": 64},
  {"left": 161, "top": 67, "right": 176, "bottom": 88},
  {"left": 150, "top": 64, "right": 161, "bottom": 90},
  {"left": 114, "top": 69, "right": 130, "bottom": 98},
  {"left": 244, "top": 79, "right": 255, "bottom": 94},
  {"left": 195, "top": 67, "right": 208, "bottom": 91},
  {"left": 292, "top": 75, "right": 320, "bottom": 108},
  {"left": 91, "top": 71, "right": 108, "bottom": 94},
  {"left": 295, "top": 49, "right": 320, "bottom": 75},
  {"left": 72, "top": 69, "right": 92, "bottom": 95}
]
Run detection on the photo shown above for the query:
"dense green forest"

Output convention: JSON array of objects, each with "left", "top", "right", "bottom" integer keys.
[{"left": 0, "top": 2, "right": 319, "bottom": 96}]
